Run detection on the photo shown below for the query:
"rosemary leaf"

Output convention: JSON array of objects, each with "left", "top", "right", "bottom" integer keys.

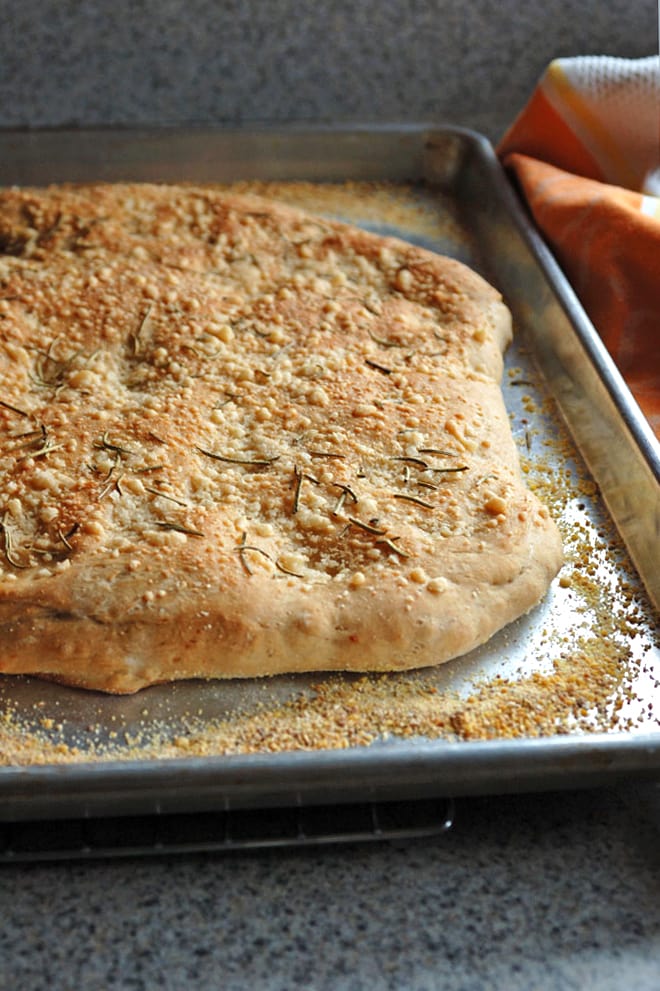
[
  {"left": 196, "top": 446, "right": 279, "bottom": 468},
  {"left": 144, "top": 486, "right": 188, "bottom": 507},
  {"left": 376, "top": 537, "right": 409, "bottom": 558},
  {"left": 393, "top": 493, "right": 434, "bottom": 509},
  {"left": 57, "top": 527, "right": 75, "bottom": 551},
  {"left": 307, "top": 450, "right": 346, "bottom": 460},
  {"left": 17, "top": 441, "right": 65, "bottom": 461},
  {"left": 331, "top": 482, "right": 358, "bottom": 516},
  {"left": 155, "top": 521, "right": 204, "bottom": 537},
  {"left": 292, "top": 467, "right": 304, "bottom": 514},
  {"left": 0, "top": 400, "right": 30, "bottom": 418},
  {"left": 237, "top": 533, "right": 274, "bottom": 575},
  {"left": 348, "top": 516, "right": 387, "bottom": 536},
  {"left": 366, "top": 328, "right": 406, "bottom": 349},
  {"left": 98, "top": 471, "right": 125, "bottom": 501},
  {"left": 390, "top": 456, "right": 428, "bottom": 469},
  {"left": 0, "top": 515, "right": 28, "bottom": 569},
  {"left": 129, "top": 305, "right": 153, "bottom": 357},
  {"left": 332, "top": 490, "right": 347, "bottom": 516},
  {"left": 95, "top": 432, "right": 134, "bottom": 456},
  {"left": 365, "top": 358, "right": 393, "bottom": 375},
  {"left": 275, "top": 558, "right": 304, "bottom": 578}
]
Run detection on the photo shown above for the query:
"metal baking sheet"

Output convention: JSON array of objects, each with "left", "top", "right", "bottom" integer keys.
[{"left": 0, "top": 125, "right": 658, "bottom": 821}]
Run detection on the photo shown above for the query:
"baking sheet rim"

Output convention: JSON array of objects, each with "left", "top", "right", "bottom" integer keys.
[
  {"left": 0, "top": 123, "right": 657, "bottom": 816},
  {"left": 2, "top": 731, "right": 660, "bottom": 821}
]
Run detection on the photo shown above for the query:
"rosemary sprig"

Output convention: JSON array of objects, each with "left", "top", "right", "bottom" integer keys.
[
  {"left": 393, "top": 493, "right": 434, "bottom": 509},
  {"left": 18, "top": 439, "right": 65, "bottom": 461},
  {"left": 430, "top": 465, "right": 468, "bottom": 474},
  {"left": 27, "top": 340, "right": 83, "bottom": 391},
  {"left": 94, "top": 432, "right": 134, "bottom": 457},
  {"left": 98, "top": 470, "right": 125, "bottom": 500},
  {"left": 364, "top": 358, "right": 393, "bottom": 375},
  {"left": 144, "top": 486, "right": 188, "bottom": 507},
  {"left": 292, "top": 467, "right": 304, "bottom": 515},
  {"left": 129, "top": 305, "right": 153, "bottom": 357},
  {"left": 0, "top": 514, "right": 28, "bottom": 569},
  {"left": 332, "top": 491, "right": 347, "bottom": 515},
  {"left": 68, "top": 216, "right": 107, "bottom": 252},
  {"left": 57, "top": 523, "right": 80, "bottom": 552},
  {"left": 214, "top": 393, "right": 240, "bottom": 409},
  {"left": 237, "top": 532, "right": 272, "bottom": 575},
  {"left": 196, "top": 446, "right": 280, "bottom": 468},
  {"left": 307, "top": 450, "right": 346, "bottom": 460},
  {"left": 155, "top": 521, "right": 204, "bottom": 537},
  {"left": 13, "top": 424, "right": 46, "bottom": 446},
  {"left": 13, "top": 423, "right": 64, "bottom": 461},
  {"left": 275, "top": 558, "right": 304, "bottom": 578},
  {"left": 359, "top": 299, "right": 381, "bottom": 316},
  {"left": 376, "top": 537, "right": 409, "bottom": 558},
  {"left": 98, "top": 460, "right": 117, "bottom": 482},
  {"left": 292, "top": 467, "right": 320, "bottom": 514},
  {"left": 181, "top": 342, "right": 222, "bottom": 360},
  {"left": 36, "top": 211, "right": 62, "bottom": 245},
  {"left": 366, "top": 328, "right": 406, "bottom": 349},
  {"left": 331, "top": 483, "right": 358, "bottom": 516},
  {"left": 236, "top": 533, "right": 303, "bottom": 579},
  {"left": 476, "top": 473, "right": 497, "bottom": 487},
  {"left": 0, "top": 400, "right": 30, "bottom": 418},
  {"left": 348, "top": 516, "right": 387, "bottom": 536},
  {"left": 401, "top": 447, "right": 468, "bottom": 473},
  {"left": 390, "top": 456, "right": 428, "bottom": 469}
]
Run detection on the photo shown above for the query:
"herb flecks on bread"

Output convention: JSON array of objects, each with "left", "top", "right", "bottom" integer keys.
[{"left": 0, "top": 183, "right": 562, "bottom": 692}]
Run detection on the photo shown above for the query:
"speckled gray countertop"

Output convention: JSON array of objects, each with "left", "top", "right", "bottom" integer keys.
[
  {"left": 1, "top": 2, "right": 659, "bottom": 988},
  {"left": 0, "top": 0, "right": 656, "bottom": 141},
  {"left": 1, "top": 789, "right": 659, "bottom": 990}
]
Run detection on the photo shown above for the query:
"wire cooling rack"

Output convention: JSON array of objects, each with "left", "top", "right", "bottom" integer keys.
[{"left": 0, "top": 797, "right": 455, "bottom": 862}]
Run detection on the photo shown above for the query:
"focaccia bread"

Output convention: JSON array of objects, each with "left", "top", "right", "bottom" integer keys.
[{"left": 0, "top": 182, "right": 562, "bottom": 693}]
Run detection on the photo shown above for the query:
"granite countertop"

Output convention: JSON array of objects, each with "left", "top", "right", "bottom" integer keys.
[
  {"left": 1, "top": 0, "right": 656, "bottom": 142},
  {"left": 1, "top": 787, "right": 659, "bottom": 990}
]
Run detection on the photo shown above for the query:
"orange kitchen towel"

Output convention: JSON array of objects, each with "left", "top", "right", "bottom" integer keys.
[{"left": 498, "top": 57, "right": 660, "bottom": 437}]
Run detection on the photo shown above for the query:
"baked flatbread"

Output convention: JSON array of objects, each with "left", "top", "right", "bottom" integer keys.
[{"left": 0, "top": 183, "right": 562, "bottom": 692}]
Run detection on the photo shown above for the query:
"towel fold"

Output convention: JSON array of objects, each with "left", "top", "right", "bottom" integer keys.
[{"left": 498, "top": 57, "right": 660, "bottom": 436}]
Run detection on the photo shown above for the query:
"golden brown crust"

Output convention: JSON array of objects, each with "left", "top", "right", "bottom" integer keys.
[{"left": 0, "top": 182, "right": 562, "bottom": 692}]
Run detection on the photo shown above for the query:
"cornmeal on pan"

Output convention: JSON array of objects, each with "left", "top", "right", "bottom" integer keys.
[{"left": 0, "top": 183, "right": 562, "bottom": 693}]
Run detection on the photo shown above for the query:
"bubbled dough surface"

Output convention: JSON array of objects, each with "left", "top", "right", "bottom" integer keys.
[{"left": 0, "top": 183, "right": 562, "bottom": 692}]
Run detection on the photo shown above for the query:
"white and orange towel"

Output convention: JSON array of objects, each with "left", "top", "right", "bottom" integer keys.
[{"left": 498, "top": 56, "right": 660, "bottom": 436}]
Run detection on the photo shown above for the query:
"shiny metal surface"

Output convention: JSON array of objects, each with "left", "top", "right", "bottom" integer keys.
[{"left": 0, "top": 125, "right": 657, "bottom": 821}]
